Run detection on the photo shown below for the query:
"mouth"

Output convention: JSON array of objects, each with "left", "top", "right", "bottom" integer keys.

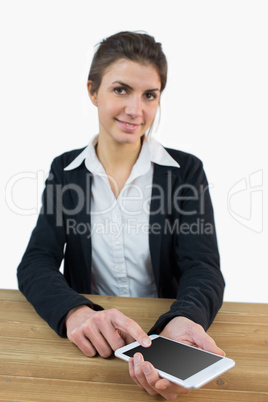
[
  {"left": 115, "top": 118, "right": 143, "bottom": 132},
  {"left": 115, "top": 118, "right": 142, "bottom": 126}
]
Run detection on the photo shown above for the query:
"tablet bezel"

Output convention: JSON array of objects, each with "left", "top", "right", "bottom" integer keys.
[{"left": 114, "top": 334, "right": 235, "bottom": 389}]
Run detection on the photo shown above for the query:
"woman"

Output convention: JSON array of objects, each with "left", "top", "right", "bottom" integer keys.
[{"left": 18, "top": 31, "right": 225, "bottom": 399}]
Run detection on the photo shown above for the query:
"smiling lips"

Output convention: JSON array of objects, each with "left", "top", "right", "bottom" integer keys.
[{"left": 115, "top": 118, "right": 143, "bottom": 132}]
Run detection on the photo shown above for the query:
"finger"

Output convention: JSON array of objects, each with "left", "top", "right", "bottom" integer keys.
[
  {"left": 116, "top": 329, "right": 136, "bottom": 346},
  {"left": 155, "top": 378, "right": 191, "bottom": 395},
  {"left": 111, "top": 309, "right": 151, "bottom": 347},
  {"left": 83, "top": 323, "right": 113, "bottom": 358},
  {"left": 128, "top": 358, "right": 143, "bottom": 388},
  {"left": 79, "top": 335, "right": 98, "bottom": 357},
  {"left": 141, "top": 362, "right": 179, "bottom": 400},
  {"left": 129, "top": 357, "right": 155, "bottom": 394},
  {"left": 94, "top": 315, "right": 134, "bottom": 353},
  {"left": 132, "top": 353, "right": 158, "bottom": 396},
  {"left": 68, "top": 328, "right": 97, "bottom": 357},
  {"left": 99, "top": 324, "right": 126, "bottom": 352},
  {"left": 142, "top": 363, "right": 190, "bottom": 399},
  {"left": 88, "top": 334, "right": 113, "bottom": 358}
]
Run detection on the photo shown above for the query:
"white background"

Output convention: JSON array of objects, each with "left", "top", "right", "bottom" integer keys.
[{"left": 1, "top": 0, "right": 267, "bottom": 302}]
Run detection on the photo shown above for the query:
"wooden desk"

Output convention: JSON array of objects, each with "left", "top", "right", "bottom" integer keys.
[{"left": 0, "top": 289, "right": 267, "bottom": 401}]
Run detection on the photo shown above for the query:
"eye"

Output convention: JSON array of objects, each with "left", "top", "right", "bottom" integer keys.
[
  {"left": 114, "top": 87, "right": 127, "bottom": 95},
  {"left": 144, "top": 92, "right": 157, "bottom": 101}
]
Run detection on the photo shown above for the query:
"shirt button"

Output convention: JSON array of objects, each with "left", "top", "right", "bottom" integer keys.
[{"left": 115, "top": 240, "right": 120, "bottom": 246}]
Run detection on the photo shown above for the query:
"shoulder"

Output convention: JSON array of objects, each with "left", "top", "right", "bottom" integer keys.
[
  {"left": 164, "top": 147, "right": 203, "bottom": 172},
  {"left": 50, "top": 146, "right": 87, "bottom": 171},
  {"left": 161, "top": 146, "right": 209, "bottom": 186}
]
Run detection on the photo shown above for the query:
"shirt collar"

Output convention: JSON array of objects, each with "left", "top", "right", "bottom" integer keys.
[{"left": 64, "top": 134, "right": 180, "bottom": 172}]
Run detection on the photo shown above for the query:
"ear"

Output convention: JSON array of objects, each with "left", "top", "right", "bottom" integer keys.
[{"left": 87, "top": 81, "right": 98, "bottom": 106}]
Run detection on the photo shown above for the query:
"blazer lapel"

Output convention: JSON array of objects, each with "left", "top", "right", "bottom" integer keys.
[
  {"left": 149, "top": 164, "right": 177, "bottom": 291},
  {"left": 65, "top": 164, "right": 93, "bottom": 278},
  {"left": 65, "top": 161, "right": 178, "bottom": 293}
]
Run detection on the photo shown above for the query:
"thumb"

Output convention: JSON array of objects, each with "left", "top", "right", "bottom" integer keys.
[{"left": 194, "top": 328, "right": 226, "bottom": 356}]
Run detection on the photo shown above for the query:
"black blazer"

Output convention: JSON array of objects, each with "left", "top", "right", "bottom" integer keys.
[{"left": 17, "top": 146, "right": 225, "bottom": 337}]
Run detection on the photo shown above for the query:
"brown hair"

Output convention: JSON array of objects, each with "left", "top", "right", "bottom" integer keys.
[{"left": 88, "top": 31, "right": 168, "bottom": 95}]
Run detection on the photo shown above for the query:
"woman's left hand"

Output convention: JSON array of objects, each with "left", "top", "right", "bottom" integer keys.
[
  {"left": 128, "top": 316, "right": 225, "bottom": 400},
  {"left": 128, "top": 352, "right": 190, "bottom": 400}
]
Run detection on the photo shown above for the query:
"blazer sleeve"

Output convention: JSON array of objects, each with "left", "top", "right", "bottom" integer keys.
[
  {"left": 17, "top": 156, "right": 103, "bottom": 337},
  {"left": 148, "top": 155, "right": 225, "bottom": 334}
]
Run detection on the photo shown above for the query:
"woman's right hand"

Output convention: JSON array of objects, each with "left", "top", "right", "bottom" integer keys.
[{"left": 65, "top": 305, "right": 151, "bottom": 358}]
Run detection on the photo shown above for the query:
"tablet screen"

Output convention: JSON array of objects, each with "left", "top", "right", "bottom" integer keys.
[{"left": 122, "top": 337, "right": 223, "bottom": 380}]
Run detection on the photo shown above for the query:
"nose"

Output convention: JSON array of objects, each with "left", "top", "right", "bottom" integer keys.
[{"left": 124, "top": 95, "right": 143, "bottom": 118}]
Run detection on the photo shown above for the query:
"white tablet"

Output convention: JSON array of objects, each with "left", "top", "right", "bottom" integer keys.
[{"left": 115, "top": 334, "right": 235, "bottom": 389}]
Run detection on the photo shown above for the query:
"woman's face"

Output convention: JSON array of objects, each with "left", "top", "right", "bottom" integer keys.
[{"left": 88, "top": 58, "right": 161, "bottom": 146}]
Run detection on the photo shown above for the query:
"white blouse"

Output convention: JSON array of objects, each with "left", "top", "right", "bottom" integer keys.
[{"left": 64, "top": 134, "right": 180, "bottom": 298}]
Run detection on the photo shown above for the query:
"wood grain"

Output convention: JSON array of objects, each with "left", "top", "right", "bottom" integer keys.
[{"left": 0, "top": 289, "right": 267, "bottom": 401}]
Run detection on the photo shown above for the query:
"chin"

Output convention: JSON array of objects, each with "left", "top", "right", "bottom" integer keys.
[{"left": 115, "top": 132, "right": 143, "bottom": 145}]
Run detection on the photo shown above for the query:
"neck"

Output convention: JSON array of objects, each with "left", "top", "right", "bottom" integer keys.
[{"left": 95, "top": 134, "right": 143, "bottom": 173}]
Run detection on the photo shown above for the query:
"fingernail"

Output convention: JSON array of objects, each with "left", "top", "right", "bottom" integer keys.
[
  {"left": 143, "top": 363, "right": 151, "bottom": 374},
  {"left": 134, "top": 354, "right": 140, "bottom": 365},
  {"left": 142, "top": 338, "right": 151, "bottom": 347}
]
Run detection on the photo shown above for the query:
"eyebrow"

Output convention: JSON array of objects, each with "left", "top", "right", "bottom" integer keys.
[{"left": 112, "top": 81, "right": 161, "bottom": 92}]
